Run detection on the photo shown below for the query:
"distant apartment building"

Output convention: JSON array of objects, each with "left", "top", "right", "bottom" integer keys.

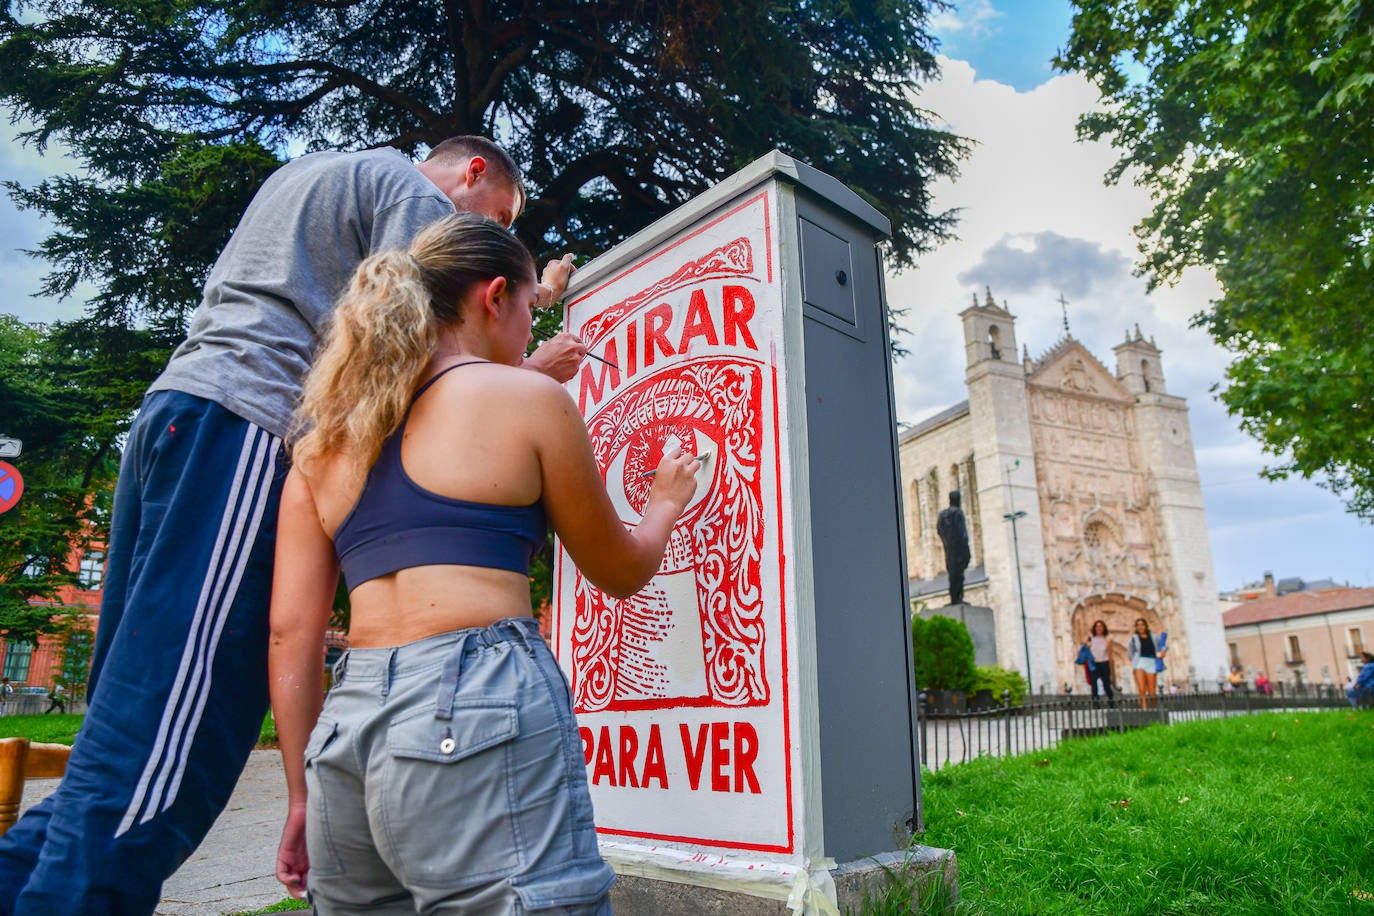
[
  {"left": 1220, "top": 571, "right": 1346, "bottom": 607},
  {"left": 1221, "top": 583, "right": 1374, "bottom": 688},
  {"left": 1, "top": 542, "right": 104, "bottom": 693}
]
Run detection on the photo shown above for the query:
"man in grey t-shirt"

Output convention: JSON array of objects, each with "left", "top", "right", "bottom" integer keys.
[{"left": 0, "top": 136, "right": 583, "bottom": 915}]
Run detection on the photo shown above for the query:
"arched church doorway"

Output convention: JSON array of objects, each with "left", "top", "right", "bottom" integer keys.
[{"left": 1071, "top": 594, "right": 1162, "bottom": 690}]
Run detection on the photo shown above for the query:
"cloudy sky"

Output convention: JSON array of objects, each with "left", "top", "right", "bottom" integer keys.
[
  {"left": 890, "top": 0, "right": 1373, "bottom": 590},
  {"left": 1, "top": 2, "right": 1370, "bottom": 590}
]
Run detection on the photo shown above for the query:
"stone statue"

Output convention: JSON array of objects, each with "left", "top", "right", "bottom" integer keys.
[{"left": 936, "top": 490, "right": 971, "bottom": 605}]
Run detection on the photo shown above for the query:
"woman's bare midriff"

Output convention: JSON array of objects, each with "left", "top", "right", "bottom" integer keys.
[{"left": 343, "top": 565, "right": 535, "bottom": 648}]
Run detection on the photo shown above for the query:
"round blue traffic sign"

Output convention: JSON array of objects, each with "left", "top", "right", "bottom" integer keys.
[{"left": 0, "top": 461, "right": 23, "bottom": 514}]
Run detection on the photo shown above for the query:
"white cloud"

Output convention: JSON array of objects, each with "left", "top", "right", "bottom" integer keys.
[
  {"left": 958, "top": 230, "right": 1132, "bottom": 297},
  {"left": 0, "top": 120, "right": 89, "bottom": 323},
  {"left": 929, "top": 0, "right": 1003, "bottom": 39},
  {"left": 890, "top": 60, "right": 1189, "bottom": 423}
]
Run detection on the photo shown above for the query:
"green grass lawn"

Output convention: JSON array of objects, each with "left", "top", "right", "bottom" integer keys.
[
  {"left": 0, "top": 712, "right": 280, "bottom": 749},
  {"left": 917, "top": 709, "right": 1374, "bottom": 914},
  {"left": 13, "top": 709, "right": 1372, "bottom": 914},
  {"left": 259, "top": 711, "right": 277, "bottom": 746},
  {"left": 232, "top": 899, "right": 309, "bottom": 914},
  {"left": 0, "top": 714, "right": 84, "bottom": 746}
]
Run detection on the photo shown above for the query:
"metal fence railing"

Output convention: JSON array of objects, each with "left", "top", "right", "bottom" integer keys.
[{"left": 916, "top": 685, "right": 1352, "bottom": 771}]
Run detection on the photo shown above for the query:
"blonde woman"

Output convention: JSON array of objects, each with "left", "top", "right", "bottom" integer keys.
[{"left": 268, "top": 212, "right": 700, "bottom": 914}]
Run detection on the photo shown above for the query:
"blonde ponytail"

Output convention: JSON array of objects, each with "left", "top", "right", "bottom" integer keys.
[
  {"left": 293, "top": 251, "right": 432, "bottom": 478},
  {"left": 292, "top": 211, "right": 535, "bottom": 480}
]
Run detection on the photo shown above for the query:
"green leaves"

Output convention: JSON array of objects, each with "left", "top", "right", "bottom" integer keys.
[
  {"left": 2, "top": 0, "right": 965, "bottom": 276},
  {"left": 0, "top": 0, "right": 966, "bottom": 417},
  {"left": 7, "top": 137, "right": 280, "bottom": 332},
  {"left": 0, "top": 316, "right": 121, "bottom": 636},
  {"left": 1059, "top": 0, "right": 1374, "bottom": 518},
  {"left": 911, "top": 611, "right": 977, "bottom": 693}
]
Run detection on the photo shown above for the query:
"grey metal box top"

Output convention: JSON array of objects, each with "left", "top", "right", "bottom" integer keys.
[{"left": 565, "top": 150, "right": 892, "bottom": 299}]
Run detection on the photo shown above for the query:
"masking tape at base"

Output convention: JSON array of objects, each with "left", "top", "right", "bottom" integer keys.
[{"left": 599, "top": 840, "right": 840, "bottom": 916}]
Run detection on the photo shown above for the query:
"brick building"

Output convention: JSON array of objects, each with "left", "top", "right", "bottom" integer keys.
[{"left": 0, "top": 541, "right": 103, "bottom": 704}]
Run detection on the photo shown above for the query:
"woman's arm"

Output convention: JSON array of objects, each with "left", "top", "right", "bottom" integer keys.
[
  {"left": 531, "top": 380, "right": 699, "bottom": 598},
  {"left": 267, "top": 468, "right": 340, "bottom": 897}
]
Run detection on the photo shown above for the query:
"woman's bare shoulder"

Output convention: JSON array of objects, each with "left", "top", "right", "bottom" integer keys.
[
  {"left": 292, "top": 453, "right": 363, "bottom": 533},
  {"left": 419, "top": 362, "right": 578, "bottom": 436},
  {"left": 429, "top": 360, "right": 566, "bottom": 394},
  {"left": 477, "top": 362, "right": 577, "bottom": 409}
]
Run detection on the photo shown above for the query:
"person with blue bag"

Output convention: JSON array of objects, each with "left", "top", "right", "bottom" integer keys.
[
  {"left": 1079, "top": 619, "right": 1115, "bottom": 706},
  {"left": 1348, "top": 651, "right": 1374, "bottom": 707}
]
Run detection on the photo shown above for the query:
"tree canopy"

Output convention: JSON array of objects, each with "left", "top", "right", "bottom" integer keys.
[
  {"left": 0, "top": 316, "right": 124, "bottom": 640},
  {"left": 0, "top": 0, "right": 967, "bottom": 613},
  {"left": 1, "top": 0, "right": 965, "bottom": 329},
  {"left": 1058, "top": 0, "right": 1374, "bottom": 518}
]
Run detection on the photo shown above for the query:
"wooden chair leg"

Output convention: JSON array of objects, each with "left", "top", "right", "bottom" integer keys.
[{"left": 0, "top": 738, "right": 31, "bottom": 837}]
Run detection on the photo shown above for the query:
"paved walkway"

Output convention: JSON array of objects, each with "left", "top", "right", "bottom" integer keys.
[{"left": 20, "top": 750, "right": 291, "bottom": 916}]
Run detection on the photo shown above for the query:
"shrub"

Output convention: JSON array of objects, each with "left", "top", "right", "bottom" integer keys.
[
  {"left": 910, "top": 612, "right": 976, "bottom": 693},
  {"left": 973, "top": 665, "right": 1027, "bottom": 706}
]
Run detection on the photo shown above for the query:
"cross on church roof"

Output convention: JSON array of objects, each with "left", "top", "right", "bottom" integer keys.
[{"left": 1057, "top": 292, "right": 1071, "bottom": 337}]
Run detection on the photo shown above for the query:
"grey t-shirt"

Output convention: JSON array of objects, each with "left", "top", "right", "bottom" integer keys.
[{"left": 149, "top": 148, "right": 455, "bottom": 439}]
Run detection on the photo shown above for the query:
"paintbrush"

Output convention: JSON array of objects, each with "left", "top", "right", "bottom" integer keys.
[
  {"left": 640, "top": 451, "right": 712, "bottom": 479},
  {"left": 532, "top": 326, "right": 619, "bottom": 370}
]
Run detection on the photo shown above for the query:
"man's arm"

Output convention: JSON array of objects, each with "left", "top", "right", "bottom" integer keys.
[
  {"left": 523, "top": 253, "right": 586, "bottom": 383},
  {"left": 523, "top": 332, "right": 587, "bottom": 384}
]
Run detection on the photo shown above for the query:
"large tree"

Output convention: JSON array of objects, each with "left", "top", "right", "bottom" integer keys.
[
  {"left": 1058, "top": 1, "right": 1374, "bottom": 518},
  {"left": 1, "top": 0, "right": 966, "bottom": 615},
  {"left": 1, "top": 0, "right": 964, "bottom": 335}
]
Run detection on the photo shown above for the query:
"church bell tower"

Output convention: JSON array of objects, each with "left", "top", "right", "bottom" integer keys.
[
  {"left": 959, "top": 289, "right": 1055, "bottom": 687},
  {"left": 1113, "top": 326, "right": 1226, "bottom": 681}
]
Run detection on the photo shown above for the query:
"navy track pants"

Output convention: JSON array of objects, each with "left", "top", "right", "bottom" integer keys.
[{"left": 0, "top": 391, "right": 288, "bottom": 915}]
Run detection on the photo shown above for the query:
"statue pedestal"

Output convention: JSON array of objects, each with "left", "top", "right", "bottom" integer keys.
[{"left": 927, "top": 604, "right": 998, "bottom": 667}]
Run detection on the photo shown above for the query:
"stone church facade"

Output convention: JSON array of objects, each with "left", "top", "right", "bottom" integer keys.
[{"left": 899, "top": 290, "right": 1228, "bottom": 691}]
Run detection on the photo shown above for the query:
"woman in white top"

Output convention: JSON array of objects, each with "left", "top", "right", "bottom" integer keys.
[{"left": 1082, "top": 618, "right": 1114, "bottom": 705}]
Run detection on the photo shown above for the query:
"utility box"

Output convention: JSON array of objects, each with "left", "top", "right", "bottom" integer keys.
[{"left": 552, "top": 150, "right": 923, "bottom": 912}]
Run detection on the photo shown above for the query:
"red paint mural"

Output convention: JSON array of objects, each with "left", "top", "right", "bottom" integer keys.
[{"left": 555, "top": 190, "right": 796, "bottom": 854}]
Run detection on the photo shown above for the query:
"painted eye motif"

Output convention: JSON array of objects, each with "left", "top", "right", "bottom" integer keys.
[{"left": 604, "top": 422, "right": 716, "bottom": 521}]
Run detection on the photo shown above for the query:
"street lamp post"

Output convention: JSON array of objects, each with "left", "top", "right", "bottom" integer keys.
[{"left": 1004, "top": 508, "right": 1032, "bottom": 688}]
